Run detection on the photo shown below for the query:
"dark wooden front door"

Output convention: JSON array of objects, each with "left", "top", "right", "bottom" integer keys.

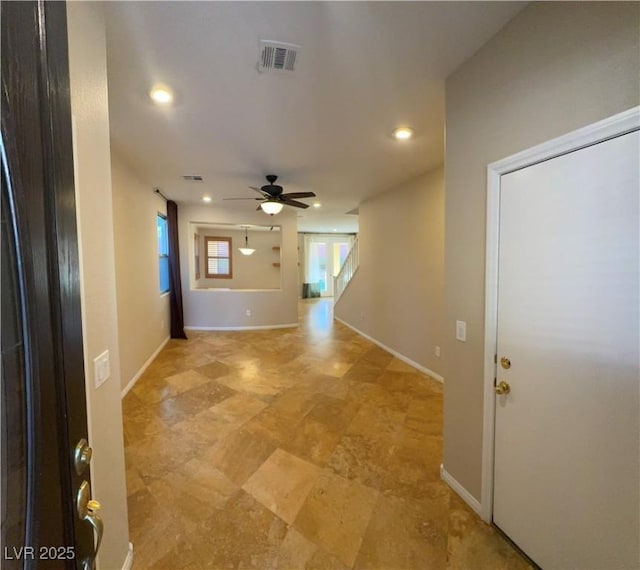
[{"left": 1, "top": 1, "right": 97, "bottom": 568}]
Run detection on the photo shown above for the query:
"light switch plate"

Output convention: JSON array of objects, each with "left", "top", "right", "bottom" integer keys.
[
  {"left": 455, "top": 321, "right": 467, "bottom": 342},
  {"left": 93, "top": 350, "right": 110, "bottom": 389}
]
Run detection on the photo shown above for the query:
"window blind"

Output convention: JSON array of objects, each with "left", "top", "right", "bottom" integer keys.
[{"left": 205, "top": 236, "right": 232, "bottom": 278}]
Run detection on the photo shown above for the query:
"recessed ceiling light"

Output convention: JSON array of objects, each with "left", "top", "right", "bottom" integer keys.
[
  {"left": 202, "top": 196, "right": 212, "bottom": 203},
  {"left": 150, "top": 85, "right": 174, "bottom": 105},
  {"left": 333, "top": 228, "right": 338, "bottom": 232},
  {"left": 392, "top": 127, "right": 413, "bottom": 140},
  {"left": 313, "top": 202, "right": 322, "bottom": 208}
]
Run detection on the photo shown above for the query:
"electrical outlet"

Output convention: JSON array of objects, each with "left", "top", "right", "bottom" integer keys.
[
  {"left": 246, "top": 309, "right": 252, "bottom": 317},
  {"left": 435, "top": 346, "right": 441, "bottom": 357},
  {"left": 93, "top": 350, "right": 110, "bottom": 389}
]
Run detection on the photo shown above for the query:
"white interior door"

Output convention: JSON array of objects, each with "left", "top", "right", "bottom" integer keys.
[{"left": 493, "top": 131, "right": 639, "bottom": 569}]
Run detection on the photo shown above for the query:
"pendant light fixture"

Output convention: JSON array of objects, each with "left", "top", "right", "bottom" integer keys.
[{"left": 238, "top": 226, "right": 256, "bottom": 256}]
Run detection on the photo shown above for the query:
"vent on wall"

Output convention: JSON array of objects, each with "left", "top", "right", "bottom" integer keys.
[
  {"left": 258, "top": 40, "right": 300, "bottom": 73},
  {"left": 182, "top": 175, "right": 203, "bottom": 181}
]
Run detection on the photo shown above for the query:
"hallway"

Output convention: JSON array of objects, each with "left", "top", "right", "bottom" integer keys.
[{"left": 122, "top": 299, "right": 531, "bottom": 569}]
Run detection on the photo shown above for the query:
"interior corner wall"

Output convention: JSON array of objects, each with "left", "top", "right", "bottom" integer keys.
[
  {"left": 179, "top": 205, "right": 298, "bottom": 328},
  {"left": 67, "top": 2, "right": 130, "bottom": 569},
  {"left": 335, "top": 167, "right": 444, "bottom": 377},
  {"left": 112, "top": 152, "right": 170, "bottom": 391},
  {"left": 443, "top": 1, "right": 640, "bottom": 501}
]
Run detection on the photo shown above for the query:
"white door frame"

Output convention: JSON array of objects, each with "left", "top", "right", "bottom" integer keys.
[{"left": 480, "top": 106, "right": 640, "bottom": 523}]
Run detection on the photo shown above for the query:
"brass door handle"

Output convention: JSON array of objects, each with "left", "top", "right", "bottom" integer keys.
[
  {"left": 85, "top": 500, "right": 103, "bottom": 555},
  {"left": 495, "top": 380, "right": 511, "bottom": 395},
  {"left": 77, "top": 481, "right": 104, "bottom": 569}
]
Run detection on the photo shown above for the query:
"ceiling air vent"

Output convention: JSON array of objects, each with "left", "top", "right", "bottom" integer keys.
[
  {"left": 182, "top": 175, "right": 203, "bottom": 181},
  {"left": 258, "top": 40, "right": 300, "bottom": 73}
]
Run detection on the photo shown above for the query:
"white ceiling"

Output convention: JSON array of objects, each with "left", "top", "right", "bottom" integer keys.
[{"left": 105, "top": 1, "right": 525, "bottom": 233}]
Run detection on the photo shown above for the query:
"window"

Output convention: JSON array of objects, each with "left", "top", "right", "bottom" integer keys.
[
  {"left": 205, "top": 236, "right": 232, "bottom": 279},
  {"left": 157, "top": 214, "right": 169, "bottom": 293}
]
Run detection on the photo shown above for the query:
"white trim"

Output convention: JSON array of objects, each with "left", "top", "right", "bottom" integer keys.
[
  {"left": 334, "top": 317, "right": 444, "bottom": 383},
  {"left": 481, "top": 106, "right": 640, "bottom": 524},
  {"left": 489, "top": 106, "right": 640, "bottom": 175},
  {"left": 440, "top": 464, "right": 482, "bottom": 516},
  {"left": 120, "top": 336, "right": 170, "bottom": 399},
  {"left": 184, "top": 323, "right": 298, "bottom": 331},
  {"left": 480, "top": 166, "right": 500, "bottom": 523},
  {"left": 121, "top": 542, "right": 134, "bottom": 570}
]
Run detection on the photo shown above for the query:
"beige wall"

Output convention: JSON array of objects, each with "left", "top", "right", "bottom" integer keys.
[
  {"left": 180, "top": 205, "right": 298, "bottom": 328},
  {"left": 112, "top": 152, "right": 170, "bottom": 391},
  {"left": 67, "top": 2, "right": 130, "bottom": 568},
  {"left": 194, "top": 227, "right": 282, "bottom": 290},
  {"left": 335, "top": 168, "right": 444, "bottom": 376},
  {"left": 443, "top": 1, "right": 640, "bottom": 500}
]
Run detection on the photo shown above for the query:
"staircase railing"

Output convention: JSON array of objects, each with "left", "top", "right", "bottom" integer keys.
[{"left": 334, "top": 237, "right": 359, "bottom": 302}]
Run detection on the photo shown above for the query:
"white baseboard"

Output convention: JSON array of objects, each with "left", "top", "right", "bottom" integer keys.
[
  {"left": 120, "top": 336, "right": 170, "bottom": 399},
  {"left": 185, "top": 323, "right": 298, "bottom": 331},
  {"left": 440, "top": 464, "right": 482, "bottom": 516},
  {"left": 121, "top": 542, "right": 134, "bottom": 570},
  {"left": 334, "top": 317, "right": 444, "bottom": 382}
]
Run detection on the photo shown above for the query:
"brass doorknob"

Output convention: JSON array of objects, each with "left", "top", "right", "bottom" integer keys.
[{"left": 495, "top": 380, "right": 510, "bottom": 395}]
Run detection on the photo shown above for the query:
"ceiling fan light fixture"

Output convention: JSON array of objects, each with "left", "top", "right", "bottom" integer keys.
[{"left": 261, "top": 201, "right": 284, "bottom": 215}]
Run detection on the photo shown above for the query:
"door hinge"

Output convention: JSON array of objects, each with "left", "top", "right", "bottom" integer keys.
[{"left": 494, "top": 353, "right": 497, "bottom": 364}]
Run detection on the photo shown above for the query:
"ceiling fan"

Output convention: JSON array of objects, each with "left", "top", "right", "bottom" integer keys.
[{"left": 224, "top": 175, "right": 316, "bottom": 215}]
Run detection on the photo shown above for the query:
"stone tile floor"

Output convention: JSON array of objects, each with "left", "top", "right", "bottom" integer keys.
[{"left": 123, "top": 299, "right": 532, "bottom": 569}]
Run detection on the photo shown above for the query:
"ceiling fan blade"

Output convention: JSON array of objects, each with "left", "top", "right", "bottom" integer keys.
[
  {"left": 250, "top": 186, "right": 269, "bottom": 195},
  {"left": 280, "top": 192, "right": 316, "bottom": 200},
  {"left": 223, "top": 197, "right": 262, "bottom": 200},
  {"left": 281, "top": 199, "right": 310, "bottom": 209}
]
